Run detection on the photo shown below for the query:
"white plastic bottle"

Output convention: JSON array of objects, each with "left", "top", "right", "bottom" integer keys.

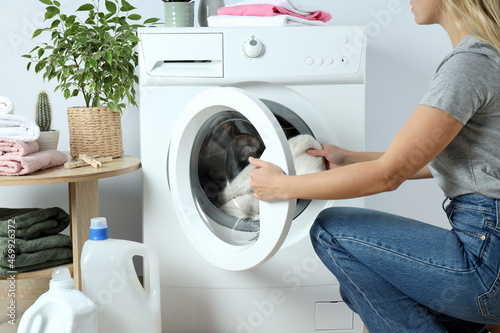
[
  {"left": 18, "top": 266, "right": 98, "bottom": 333},
  {"left": 81, "top": 217, "right": 161, "bottom": 333}
]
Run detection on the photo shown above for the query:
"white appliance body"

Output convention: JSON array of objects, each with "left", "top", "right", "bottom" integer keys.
[{"left": 139, "top": 26, "right": 366, "bottom": 333}]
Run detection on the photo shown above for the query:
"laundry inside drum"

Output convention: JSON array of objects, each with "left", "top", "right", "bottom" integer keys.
[{"left": 190, "top": 101, "right": 315, "bottom": 246}]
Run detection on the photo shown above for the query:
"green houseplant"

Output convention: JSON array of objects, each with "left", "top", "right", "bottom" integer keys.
[
  {"left": 23, "top": 0, "right": 159, "bottom": 157},
  {"left": 35, "top": 90, "right": 60, "bottom": 151}
]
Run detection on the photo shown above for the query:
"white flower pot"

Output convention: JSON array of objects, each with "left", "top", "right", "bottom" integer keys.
[{"left": 37, "top": 130, "right": 60, "bottom": 151}]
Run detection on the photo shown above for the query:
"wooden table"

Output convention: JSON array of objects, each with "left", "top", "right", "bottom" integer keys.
[{"left": 0, "top": 155, "right": 141, "bottom": 289}]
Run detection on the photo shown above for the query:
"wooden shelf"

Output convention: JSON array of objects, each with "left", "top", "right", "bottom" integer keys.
[
  {"left": 0, "top": 155, "right": 141, "bottom": 186},
  {"left": 0, "top": 264, "right": 73, "bottom": 280}
]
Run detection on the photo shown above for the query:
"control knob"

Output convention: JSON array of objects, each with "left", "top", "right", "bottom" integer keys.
[{"left": 243, "top": 36, "right": 265, "bottom": 59}]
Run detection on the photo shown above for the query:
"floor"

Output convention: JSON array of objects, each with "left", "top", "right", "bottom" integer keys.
[
  {"left": 5, "top": 275, "right": 496, "bottom": 333},
  {"left": 3, "top": 273, "right": 369, "bottom": 333}
]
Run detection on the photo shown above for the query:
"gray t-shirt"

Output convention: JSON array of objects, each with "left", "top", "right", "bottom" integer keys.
[{"left": 420, "top": 35, "right": 500, "bottom": 198}]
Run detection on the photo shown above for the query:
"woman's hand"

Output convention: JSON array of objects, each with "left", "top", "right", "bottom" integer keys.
[
  {"left": 309, "top": 145, "right": 386, "bottom": 170},
  {"left": 249, "top": 157, "right": 288, "bottom": 201},
  {"left": 307, "top": 144, "right": 354, "bottom": 170}
]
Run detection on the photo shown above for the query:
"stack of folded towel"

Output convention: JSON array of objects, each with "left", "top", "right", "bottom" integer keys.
[
  {"left": 209, "top": 0, "right": 332, "bottom": 27},
  {"left": 218, "top": 134, "right": 326, "bottom": 220},
  {"left": 0, "top": 207, "right": 72, "bottom": 277},
  {"left": 0, "top": 114, "right": 67, "bottom": 176}
]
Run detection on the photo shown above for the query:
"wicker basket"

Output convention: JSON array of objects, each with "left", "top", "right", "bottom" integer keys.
[{"left": 67, "top": 106, "right": 123, "bottom": 158}]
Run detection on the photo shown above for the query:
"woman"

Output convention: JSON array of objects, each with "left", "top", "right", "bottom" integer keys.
[{"left": 249, "top": 0, "right": 500, "bottom": 332}]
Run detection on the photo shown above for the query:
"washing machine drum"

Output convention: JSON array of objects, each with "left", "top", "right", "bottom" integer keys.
[
  {"left": 168, "top": 87, "right": 315, "bottom": 270},
  {"left": 193, "top": 100, "right": 314, "bottom": 240}
]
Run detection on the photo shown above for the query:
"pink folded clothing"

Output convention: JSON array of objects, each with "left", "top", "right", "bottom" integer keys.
[
  {"left": 217, "top": 5, "right": 332, "bottom": 22},
  {"left": 0, "top": 137, "right": 39, "bottom": 157},
  {"left": 0, "top": 150, "right": 68, "bottom": 176}
]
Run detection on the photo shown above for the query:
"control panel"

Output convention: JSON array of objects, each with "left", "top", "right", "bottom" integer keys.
[{"left": 138, "top": 26, "right": 366, "bottom": 84}]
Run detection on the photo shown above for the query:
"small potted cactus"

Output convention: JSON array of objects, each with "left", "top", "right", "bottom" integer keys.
[{"left": 35, "top": 90, "right": 60, "bottom": 151}]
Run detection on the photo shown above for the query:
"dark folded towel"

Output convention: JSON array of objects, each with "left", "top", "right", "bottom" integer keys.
[
  {"left": 0, "top": 207, "right": 70, "bottom": 240},
  {"left": 0, "top": 234, "right": 73, "bottom": 277},
  {"left": 0, "top": 234, "right": 72, "bottom": 268}
]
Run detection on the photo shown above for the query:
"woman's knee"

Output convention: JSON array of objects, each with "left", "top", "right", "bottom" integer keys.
[
  {"left": 310, "top": 207, "right": 365, "bottom": 245},
  {"left": 312, "top": 207, "right": 366, "bottom": 231}
]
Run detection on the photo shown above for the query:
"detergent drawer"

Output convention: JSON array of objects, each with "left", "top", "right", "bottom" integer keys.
[{"left": 140, "top": 33, "right": 223, "bottom": 78}]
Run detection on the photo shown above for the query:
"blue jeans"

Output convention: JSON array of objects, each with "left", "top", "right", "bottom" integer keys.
[{"left": 310, "top": 194, "right": 500, "bottom": 333}]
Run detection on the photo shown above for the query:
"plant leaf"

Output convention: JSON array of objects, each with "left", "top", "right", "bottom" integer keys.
[
  {"left": 143, "top": 18, "right": 160, "bottom": 24},
  {"left": 46, "top": 6, "right": 60, "bottom": 15},
  {"left": 50, "top": 19, "right": 61, "bottom": 29},
  {"left": 32, "top": 29, "right": 43, "bottom": 38},
  {"left": 105, "top": 51, "right": 112, "bottom": 64},
  {"left": 39, "top": 0, "right": 53, "bottom": 5},
  {"left": 120, "top": 0, "right": 136, "bottom": 12},
  {"left": 44, "top": 7, "right": 59, "bottom": 20},
  {"left": 128, "top": 14, "right": 141, "bottom": 21},
  {"left": 89, "top": 58, "right": 98, "bottom": 69},
  {"left": 76, "top": 4, "right": 94, "bottom": 11},
  {"left": 107, "top": 101, "right": 118, "bottom": 112},
  {"left": 105, "top": 0, "right": 117, "bottom": 13}
]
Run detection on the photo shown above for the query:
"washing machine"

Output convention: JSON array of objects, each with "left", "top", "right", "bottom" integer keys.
[{"left": 138, "top": 26, "right": 366, "bottom": 333}]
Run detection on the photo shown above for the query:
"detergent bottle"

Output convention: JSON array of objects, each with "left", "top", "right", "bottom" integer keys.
[
  {"left": 17, "top": 266, "right": 98, "bottom": 333},
  {"left": 81, "top": 217, "right": 161, "bottom": 333}
]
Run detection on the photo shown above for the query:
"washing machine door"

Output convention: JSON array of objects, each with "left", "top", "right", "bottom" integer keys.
[{"left": 168, "top": 87, "right": 297, "bottom": 271}]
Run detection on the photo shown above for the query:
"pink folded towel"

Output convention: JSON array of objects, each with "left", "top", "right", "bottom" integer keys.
[
  {"left": 217, "top": 4, "right": 332, "bottom": 22},
  {"left": 0, "top": 150, "right": 68, "bottom": 176},
  {"left": 0, "top": 137, "right": 39, "bottom": 157}
]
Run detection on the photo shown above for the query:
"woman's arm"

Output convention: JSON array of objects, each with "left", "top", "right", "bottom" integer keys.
[
  {"left": 249, "top": 105, "right": 462, "bottom": 201},
  {"left": 308, "top": 144, "right": 432, "bottom": 179}
]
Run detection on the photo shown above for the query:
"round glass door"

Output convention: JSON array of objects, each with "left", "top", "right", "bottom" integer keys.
[{"left": 168, "top": 87, "right": 297, "bottom": 270}]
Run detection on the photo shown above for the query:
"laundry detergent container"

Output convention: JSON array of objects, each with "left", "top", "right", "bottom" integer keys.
[{"left": 81, "top": 217, "right": 161, "bottom": 333}]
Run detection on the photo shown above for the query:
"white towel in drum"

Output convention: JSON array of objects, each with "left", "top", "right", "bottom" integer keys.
[
  {"left": 219, "top": 134, "right": 325, "bottom": 220},
  {"left": 0, "top": 114, "right": 40, "bottom": 142},
  {"left": 0, "top": 96, "right": 14, "bottom": 115}
]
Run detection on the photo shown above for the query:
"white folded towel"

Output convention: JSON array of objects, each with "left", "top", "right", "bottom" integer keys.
[
  {"left": 0, "top": 114, "right": 40, "bottom": 142},
  {"left": 219, "top": 134, "right": 325, "bottom": 220},
  {"left": 0, "top": 96, "right": 14, "bottom": 115},
  {"left": 223, "top": 0, "right": 327, "bottom": 16},
  {"left": 208, "top": 14, "right": 327, "bottom": 27}
]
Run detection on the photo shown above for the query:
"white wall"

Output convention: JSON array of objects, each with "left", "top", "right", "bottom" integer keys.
[{"left": 0, "top": 0, "right": 451, "bottom": 245}]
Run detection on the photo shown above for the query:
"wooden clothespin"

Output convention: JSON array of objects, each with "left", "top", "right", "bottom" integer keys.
[
  {"left": 64, "top": 155, "right": 113, "bottom": 169},
  {"left": 79, "top": 154, "right": 102, "bottom": 168},
  {"left": 64, "top": 159, "right": 87, "bottom": 169}
]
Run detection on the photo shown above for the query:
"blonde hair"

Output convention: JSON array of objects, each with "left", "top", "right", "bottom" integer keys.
[{"left": 443, "top": 0, "right": 500, "bottom": 54}]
